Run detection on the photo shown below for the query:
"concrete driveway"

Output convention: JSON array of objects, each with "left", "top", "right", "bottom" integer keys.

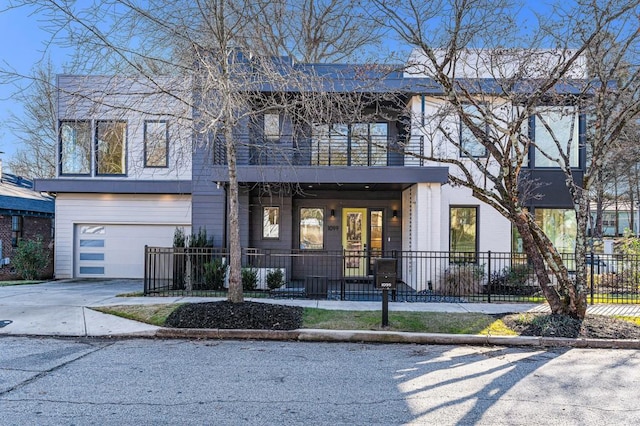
[{"left": 0, "top": 279, "right": 159, "bottom": 337}]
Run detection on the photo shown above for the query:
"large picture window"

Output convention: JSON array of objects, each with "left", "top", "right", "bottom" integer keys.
[
  {"left": 450, "top": 207, "right": 478, "bottom": 262},
  {"left": 60, "top": 121, "right": 91, "bottom": 175},
  {"left": 459, "top": 104, "right": 488, "bottom": 157},
  {"left": 263, "top": 207, "right": 280, "bottom": 239},
  {"left": 300, "top": 208, "right": 324, "bottom": 250},
  {"left": 96, "top": 121, "right": 127, "bottom": 175},
  {"left": 534, "top": 209, "right": 576, "bottom": 253},
  {"left": 144, "top": 121, "right": 168, "bottom": 167},
  {"left": 534, "top": 107, "right": 580, "bottom": 168},
  {"left": 311, "top": 123, "right": 388, "bottom": 166}
]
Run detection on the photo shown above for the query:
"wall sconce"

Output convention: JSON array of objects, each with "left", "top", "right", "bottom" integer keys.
[
  {"left": 392, "top": 209, "right": 398, "bottom": 219},
  {"left": 330, "top": 209, "right": 335, "bottom": 218}
]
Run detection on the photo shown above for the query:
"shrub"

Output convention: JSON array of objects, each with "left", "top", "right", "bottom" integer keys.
[
  {"left": 203, "top": 258, "right": 228, "bottom": 290},
  {"left": 242, "top": 268, "right": 258, "bottom": 291},
  {"left": 188, "top": 228, "right": 213, "bottom": 248},
  {"left": 173, "top": 227, "right": 186, "bottom": 248},
  {"left": 266, "top": 268, "right": 285, "bottom": 290},
  {"left": 12, "top": 237, "right": 50, "bottom": 280},
  {"left": 487, "top": 264, "right": 537, "bottom": 295},
  {"left": 440, "top": 263, "right": 485, "bottom": 296}
]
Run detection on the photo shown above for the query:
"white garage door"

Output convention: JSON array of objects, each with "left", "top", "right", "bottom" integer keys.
[{"left": 75, "top": 224, "right": 186, "bottom": 278}]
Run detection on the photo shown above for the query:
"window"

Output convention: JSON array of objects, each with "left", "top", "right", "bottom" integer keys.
[
  {"left": 534, "top": 209, "right": 576, "bottom": 253},
  {"left": 300, "top": 208, "right": 324, "bottom": 249},
  {"left": 311, "top": 123, "right": 388, "bottom": 166},
  {"left": 534, "top": 107, "right": 580, "bottom": 168},
  {"left": 96, "top": 121, "right": 127, "bottom": 175},
  {"left": 263, "top": 207, "right": 280, "bottom": 239},
  {"left": 264, "top": 113, "right": 280, "bottom": 141},
  {"left": 450, "top": 207, "right": 478, "bottom": 262},
  {"left": 11, "top": 216, "right": 23, "bottom": 247},
  {"left": 459, "top": 104, "right": 488, "bottom": 157},
  {"left": 60, "top": 121, "right": 91, "bottom": 175},
  {"left": 144, "top": 121, "right": 168, "bottom": 167}
]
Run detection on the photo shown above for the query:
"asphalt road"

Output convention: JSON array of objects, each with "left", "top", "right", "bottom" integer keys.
[{"left": 1, "top": 336, "right": 639, "bottom": 425}]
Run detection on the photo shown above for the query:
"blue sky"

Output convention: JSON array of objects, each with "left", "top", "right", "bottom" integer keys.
[
  {"left": 0, "top": 4, "right": 58, "bottom": 166},
  {"left": 0, "top": 1, "right": 550, "bottom": 170}
]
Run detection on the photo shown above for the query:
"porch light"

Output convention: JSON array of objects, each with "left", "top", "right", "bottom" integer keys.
[
  {"left": 330, "top": 209, "right": 335, "bottom": 218},
  {"left": 393, "top": 209, "right": 398, "bottom": 219}
]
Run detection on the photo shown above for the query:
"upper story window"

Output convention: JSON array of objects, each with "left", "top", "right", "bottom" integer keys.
[
  {"left": 60, "top": 121, "right": 91, "bottom": 175},
  {"left": 96, "top": 121, "right": 127, "bottom": 175},
  {"left": 264, "top": 113, "right": 280, "bottom": 141},
  {"left": 311, "top": 123, "right": 388, "bottom": 166},
  {"left": 144, "top": 121, "right": 168, "bottom": 168},
  {"left": 533, "top": 107, "right": 580, "bottom": 168},
  {"left": 459, "top": 104, "right": 488, "bottom": 157}
]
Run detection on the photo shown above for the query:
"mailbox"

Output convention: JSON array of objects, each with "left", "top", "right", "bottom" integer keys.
[{"left": 375, "top": 258, "right": 397, "bottom": 290}]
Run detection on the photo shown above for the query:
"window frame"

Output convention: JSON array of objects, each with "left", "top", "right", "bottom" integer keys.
[
  {"left": 262, "top": 206, "right": 280, "bottom": 240},
  {"left": 95, "top": 120, "right": 128, "bottom": 176},
  {"left": 264, "top": 113, "right": 280, "bottom": 141},
  {"left": 299, "top": 207, "right": 324, "bottom": 250},
  {"left": 11, "top": 215, "right": 23, "bottom": 247},
  {"left": 531, "top": 107, "right": 581, "bottom": 169},
  {"left": 459, "top": 104, "right": 489, "bottom": 158},
  {"left": 449, "top": 206, "right": 479, "bottom": 263},
  {"left": 311, "top": 122, "right": 389, "bottom": 166},
  {"left": 59, "top": 120, "right": 92, "bottom": 176},
  {"left": 144, "top": 120, "right": 169, "bottom": 168}
]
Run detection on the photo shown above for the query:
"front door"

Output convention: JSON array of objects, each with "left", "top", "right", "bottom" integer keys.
[{"left": 342, "top": 208, "right": 367, "bottom": 276}]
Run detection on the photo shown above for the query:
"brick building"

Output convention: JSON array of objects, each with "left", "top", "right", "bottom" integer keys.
[{"left": 0, "top": 172, "right": 55, "bottom": 279}]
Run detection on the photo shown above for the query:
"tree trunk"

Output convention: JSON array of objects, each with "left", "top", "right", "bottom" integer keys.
[{"left": 225, "top": 120, "right": 244, "bottom": 303}]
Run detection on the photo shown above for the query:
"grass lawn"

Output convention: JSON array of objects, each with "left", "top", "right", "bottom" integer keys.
[
  {"left": 0, "top": 280, "right": 45, "bottom": 287},
  {"left": 93, "top": 304, "right": 517, "bottom": 335}
]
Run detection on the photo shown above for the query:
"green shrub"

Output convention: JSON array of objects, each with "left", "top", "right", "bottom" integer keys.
[
  {"left": 12, "top": 238, "right": 50, "bottom": 280},
  {"left": 266, "top": 268, "right": 285, "bottom": 290},
  {"left": 188, "top": 228, "right": 213, "bottom": 248},
  {"left": 203, "top": 258, "right": 228, "bottom": 290},
  {"left": 173, "top": 227, "right": 186, "bottom": 248},
  {"left": 242, "top": 268, "right": 258, "bottom": 291}
]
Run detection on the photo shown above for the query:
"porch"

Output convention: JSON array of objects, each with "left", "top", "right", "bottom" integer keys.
[{"left": 144, "top": 247, "right": 640, "bottom": 304}]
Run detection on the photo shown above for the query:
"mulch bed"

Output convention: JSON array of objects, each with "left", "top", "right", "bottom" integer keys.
[
  {"left": 165, "top": 301, "right": 303, "bottom": 330},
  {"left": 500, "top": 313, "right": 640, "bottom": 339}
]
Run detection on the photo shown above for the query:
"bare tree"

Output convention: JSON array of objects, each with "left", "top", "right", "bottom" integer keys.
[
  {"left": 372, "top": 0, "right": 640, "bottom": 318},
  {"left": 6, "top": 59, "right": 57, "bottom": 179},
  {"left": 7, "top": 0, "right": 380, "bottom": 302}
]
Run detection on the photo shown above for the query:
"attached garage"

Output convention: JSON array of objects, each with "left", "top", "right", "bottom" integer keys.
[
  {"left": 75, "top": 224, "right": 189, "bottom": 278},
  {"left": 53, "top": 193, "right": 192, "bottom": 279}
]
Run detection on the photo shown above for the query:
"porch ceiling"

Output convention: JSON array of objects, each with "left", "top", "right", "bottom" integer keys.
[{"left": 211, "top": 166, "right": 448, "bottom": 191}]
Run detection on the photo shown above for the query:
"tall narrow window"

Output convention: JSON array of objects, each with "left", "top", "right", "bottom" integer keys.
[
  {"left": 264, "top": 113, "right": 280, "bottom": 141},
  {"left": 144, "top": 121, "right": 168, "bottom": 167},
  {"left": 96, "top": 121, "right": 127, "bottom": 175},
  {"left": 450, "top": 207, "right": 478, "bottom": 262},
  {"left": 263, "top": 207, "right": 280, "bottom": 239},
  {"left": 60, "top": 121, "right": 91, "bottom": 175},
  {"left": 300, "top": 208, "right": 324, "bottom": 250},
  {"left": 534, "top": 107, "right": 580, "bottom": 167},
  {"left": 460, "top": 104, "right": 488, "bottom": 157},
  {"left": 11, "top": 216, "right": 23, "bottom": 247}
]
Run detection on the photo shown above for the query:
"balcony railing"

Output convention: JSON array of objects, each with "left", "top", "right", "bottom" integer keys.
[{"left": 144, "top": 247, "right": 640, "bottom": 304}]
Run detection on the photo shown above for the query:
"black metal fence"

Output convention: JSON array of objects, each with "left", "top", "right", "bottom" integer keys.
[{"left": 144, "top": 246, "right": 640, "bottom": 304}]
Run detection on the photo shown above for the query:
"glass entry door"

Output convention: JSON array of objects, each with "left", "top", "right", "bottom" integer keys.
[
  {"left": 369, "top": 210, "right": 384, "bottom": 274},
  {"left": 342, "top": 208, "right": 367, "bottom": 276}
]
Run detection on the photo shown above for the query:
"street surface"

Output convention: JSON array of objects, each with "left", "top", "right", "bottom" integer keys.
[{"left": 1, "top": 336, "right": 639, "bottom": 425}]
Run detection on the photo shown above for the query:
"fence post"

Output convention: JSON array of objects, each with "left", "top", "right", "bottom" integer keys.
[
  {"left": 487, "top": 251, "right": 492, "bottom": 303},
  {"left": 590, "top": 251, "right": 594, "bottom": 305},
  {"left": 143, "top": 245, "right": 149, "bottom": 295}
]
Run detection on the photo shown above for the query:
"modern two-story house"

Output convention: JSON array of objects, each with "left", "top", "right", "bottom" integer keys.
[{"left": 36, "top": 52, "right": 586, "bottom": 288}]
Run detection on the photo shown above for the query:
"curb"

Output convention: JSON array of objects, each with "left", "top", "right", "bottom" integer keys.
[{"left": 154, "top": 327, "right": 640, "bottom": 349}]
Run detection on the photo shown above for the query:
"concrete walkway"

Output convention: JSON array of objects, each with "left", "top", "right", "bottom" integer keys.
[{"left": 1, "top": 280, "right": 639, "bottom": 347}]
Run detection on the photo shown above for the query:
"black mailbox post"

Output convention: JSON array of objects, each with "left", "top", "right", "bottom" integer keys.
[{"left": 375, "top": 258, "right": 397, "bottom": 327}]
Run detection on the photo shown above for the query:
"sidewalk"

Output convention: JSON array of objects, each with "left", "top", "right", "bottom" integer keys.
[{"left": 1, "top": 279, "right": 639, "bottom": 348}]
